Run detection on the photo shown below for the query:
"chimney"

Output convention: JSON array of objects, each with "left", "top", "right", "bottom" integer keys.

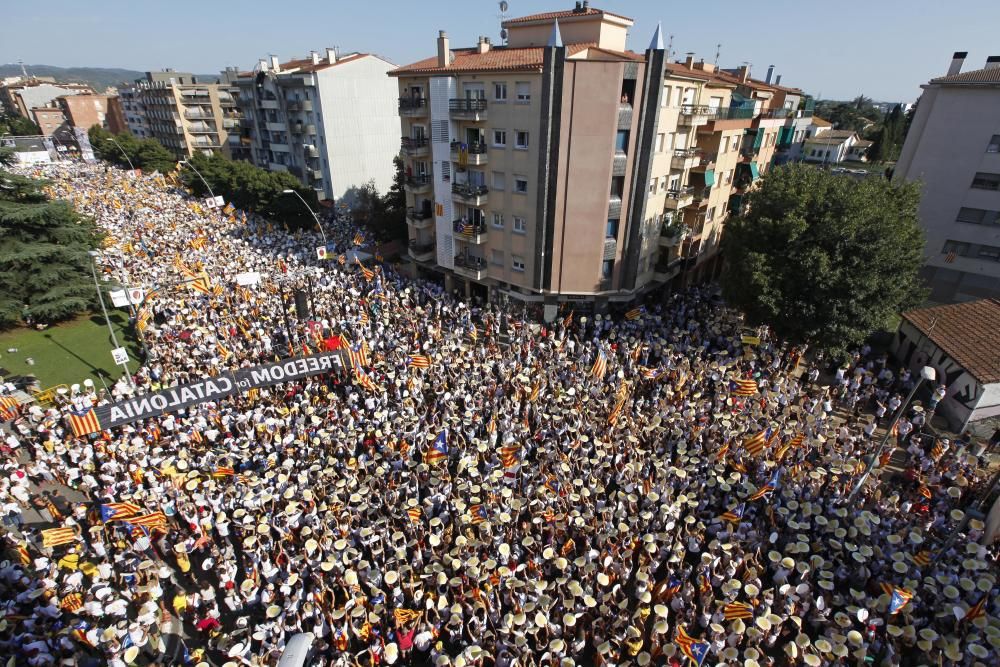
[
  {"left": 326, "top": 48, "right": 338, "bottom": 64},
  {"left": 775, "top": 74, "right": 782, "bottom": 86},
  {"left": 258, "top": 58, "right": 269, "bottom": 72},
  {"left": 574, "top": 1, "right": 582, "bottom": 11},
  {"left": 477, "top": 36, "right": 491, "bottom": 54},
  {"left": 583, "top": 0, "right": 590, "bottom": 9},
  {"left": 947, "top": 51, "right": 967, "bottom": 76},
  {"left": 684, "top": 53, "right": 695, "bottom": 69},
  {"left": 437, "top": 31, "right": 450, "bottom": 68},
  {"left": 269, "top": 55, "right": 280, "bottom": 72},
  {"left": 986, "top": 56, "right": 1000, "bottom": 70},
  {"left": 765, "top": 65, "right": 775, "bottom": 84},
  {"left": 738, "top": 64, "right": 750, "bottom": 82}
]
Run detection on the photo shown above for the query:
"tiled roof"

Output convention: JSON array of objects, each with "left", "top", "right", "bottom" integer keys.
[
  {"left": 811, "top": 117, "right": 832, "bottom": 127},
  {"left": 930, "top": 66, "right": 1000, "bottom": 85},
  {"left": 901, "top": 299, "right": 1000, "bottom": 384},
  {"left": 502, "top": 7, "right": 633, "bottom": 25},
  {"left": 392, "top": 43, "right": 617, "bottom": 76},
  {"left": 236, "top": 52, "right": 371, "bottom": 78}
]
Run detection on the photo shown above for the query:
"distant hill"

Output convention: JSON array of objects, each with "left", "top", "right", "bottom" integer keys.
[{"left": 0, "top": 64, "right": 224, "bottom": 93}]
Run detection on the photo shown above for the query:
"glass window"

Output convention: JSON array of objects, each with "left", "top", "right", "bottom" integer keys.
[
  {"left": 492, "top": 172, "right": 506, "bottom": 190},
  {"left": 987, "top": 135, "right": 1000, "bottom": 153},
  {"left": 513, "top": 216, "right": 527, "bottom": 233},
  {"left": 706, "top": 206, "right": 715, "bottom": 222},
  {"left": 515, "top": 82, "right": 531, "bottom": 102},
  {"left": 656, "top": 133, "right": 666, "bottom": 152},
  {"left": 512, "top": 255, "right": 525, "bottom": 271},
  {"left": 492, "top": 212, "right": 504, "bottom": 228},
  {"left": 615, "top": 130, "right": 629, "bottom": 153},
  {"left": 606, "top": 219, "right": 619, "bottom": 238},
  {"left": 515, "top": 131, "right": 529, "bottom": 149},
  {"left": 649, "top": 178, "right": 657, "bottom": 194},
  {"left": 956, "top": 207, "right": 987, "bottom": 224},
  {"left": 971, "top": 172, "right": 1000, "bottom": 190},
  {"left": 601, "top": 259, "right": 614, "bottom": 280},
  {"left": 661, "top": 86, "right": 671, "bottom": 107},
  {"left": 514, "top": 177, "right": 528, "bottom": 194},
  {"left": 493, "top": 130, "right": 506, "bottom": 147},
  {"left": 494, "top": 82, "right": 507, "bottom": 101},
  {"left": 492, "top": 249, "right": 504, "bottom": 265},
  {"left": 978, "top": 245, "right": 1000, "bottom": 261}
]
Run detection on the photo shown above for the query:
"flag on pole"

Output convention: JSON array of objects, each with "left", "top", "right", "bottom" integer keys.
[
  {"left": 500, "top": 444, "right": 519, "bottom": 468},
  {"left": 744, "top": 430, "right": 768, "bottom": 457},
  {"left": 912, "top": 550, "right": 931, "bottom": 567},
  {"left": 719, "top": 503, "right": 745, "bottom": 523},
  {"left": 407, "top": 506, "right": 422, "bottom": 523},
  {"left": 353, "top": 231, "right": 365, "bottom": 246},
  {"left": 624, "top": 306, "right": 644, "bottom": 321},
  {"left": 963, "top": 594, "right": 989, "bottom": 622}
]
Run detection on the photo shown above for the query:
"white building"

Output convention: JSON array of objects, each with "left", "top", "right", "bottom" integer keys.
[
  {"left": 231, "top": 50, "right": 399, "bottom": 203},
  {"left": 895, "top": 51, "right": 1000, "bottom": 303},
  {"left": 802, "top": 130, "right": 858, "bottom": 164}
]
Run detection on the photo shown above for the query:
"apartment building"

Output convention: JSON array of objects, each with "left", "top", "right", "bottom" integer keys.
[
  {"left": 58, "top": 94, "right": 128, "bottom": 134},
  {"left": 120, "top": 71, "right": 238, "bottom": 159},
  {"left": 895, "top": 52, "right": 1000, "bottom": 303},
  {"left": 1, "top": 80, "right": 92, "bottom": 118},
  {"left": 230, "top": 50, "right": 398, "bottom": 202},
  {"left": 392, "top": 3, "right": 807, "bottom": 313}
]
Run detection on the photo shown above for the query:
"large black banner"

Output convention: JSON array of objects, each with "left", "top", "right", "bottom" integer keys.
[{"left": 93, "top": 350, "right": 349, "bottom": 430}]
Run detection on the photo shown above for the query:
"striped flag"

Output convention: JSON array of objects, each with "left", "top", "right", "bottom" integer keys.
[
  {"left": 917, "top": 484, "right": 932, "bottom": 499},
  {"left": 212, "top": 467, "right": 235, "bottom": 478},
  {"left": 698, "top": 571, "right": 712, "bottom": 594},
  {"left": 130, "top": 511, "right": 168, "bottom": 531},
  {"left": 500, "top": 445, "right": 520, "bottom": 469},
  {"left": 964, "top": 594, "right": 989, "bottom": 622},
  {"left": 664, "top": 576, "right": 682, "bottom": 598},
  {"left": 675, "top": 626, "right": 710, "bottom": 666},
  {"left": 469, "top": 504, "right": 488, "bottom": 525},
  {"left": 719, "top": 503, "right": 745, "bottom": 523},
  {"left": 562, "top": 310, "right": 574, "bottom": 328},
  {"left": 930, "top": 441, "right": 944, "bottom": 459},
  {"left": 16, "top": 543, "right": 30, "bottom": 566},
  {"left": 425, "top": 430, "right": 448, "bottom": 465},
  {"left": 625, "top": 307, "right": 644, "bottom": 321},
  {"left": 888, "top": 587, "right": 913, "bottom": 614},
  {"left": 723, "top": 602, "right": 754, "bottom": 620},
  {"left": 747, "top": 484, "right": 774, "bottom": 502},
  {"left": 715, "top": 441, "right": 730, "bottom": 462},
  {"left": 347, "top": 343, "right": 369, "bottom": 369},
  {"left": 744, "top": 430, "right": 768, "bottom": 457},
  {"left": 608, "top": 397, "right": 627, "bottom": 426},
  {"left": 787, "top": 432, "right": 805, "bottom": 449},
  {"left": 733, "top": 378, "right": 758, "bottom": 396},
  {"left": 467, "top": 325, "right": 479, "bottom": 342},
  {"left": 67, "top": 406, "right": 102, "bottom": 437},
  {"left": 354, "top": 369, "right": 380, "bottom": 393},
  {"left": 407, "top": 354, "right": 432, "bottom": 369},
  {"left": 41, "top": 527, "right": 79, "bottom": 548},
  {"left": 394, "top": 608, "right": 421, "bottom": 625},
  {"left": 407, "top": 506, "right": 422, "bottom": 523},
  {"left": 100, "top": 502, "right": 141, "bottom": 521},
  {"left": 353, "top": 231, "right": 365, "bottom": 246},
  {"left": 60, "top": 592, "right": 84, "bottom": 613},
  {"left": 529, "top": 382, "right": 541, "bottom": 402},
  {"left": 486, "top": 415, "right": 497, "bottom": 435},
  {"left": 246, "top": 388, "right": 260, "bottom": 401},
  {"left": 338, "top": 254, "right": 346, "bottom": 265},
  {"left": 136, "top": 306, "right": 152, "bottom": 333},
  {"left": 912, "top": 550, "right": 931, "bottom": 567},
  {"left": 216, "top": 342, "right": 231, "bottom": 360},
  {"left": 641, "top": 367, "right": 663, "bottom": 381},
  {"left": 590, "top": 349, "right": 608, "bottom": 379},
  {"left": 360, "top": 310, "right": 369, "bottom": 326}
]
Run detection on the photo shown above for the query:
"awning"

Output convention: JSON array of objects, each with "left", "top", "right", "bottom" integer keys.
[
  {"left": 704, "top": 170, "right": 716, "bottom": 187},
  {"left": 749, "top": 162, "right": 760, "bottom": 180}
]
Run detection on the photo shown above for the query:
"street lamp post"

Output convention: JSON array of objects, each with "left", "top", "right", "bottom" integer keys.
[
  {"left": 88, "top": 251, "right": 136, "bottom": 389},
  {"left": 179, "top": 159, "right": 216, "bottom": 201},
  {"left": 845, "top": 365, "right": 936, "bottom": 504},
  {"left": 282, "top": 188, "right": 328, "bottom": 248},
  {"left": 107, "top": 135, "right": 137, "bottom": 172}
]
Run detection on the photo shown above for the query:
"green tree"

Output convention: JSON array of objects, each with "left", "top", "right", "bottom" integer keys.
[
  {"left": 88, "top": 126, "right": 176, "bottom": 174},
  {"left": 378, "top": 156, "right": 407, "bottom": 241},
  {"left": 0, "top": 112, "right": 41, "bottom": 136},
  {"left": 869, "top": 104, "right": 905, "bottom": 162},
  {"left": 721, "top": 165, "right": 926, "bottom": 356},
  {"left": 0, "top": 147, "right": 103, "bottom": 327}
]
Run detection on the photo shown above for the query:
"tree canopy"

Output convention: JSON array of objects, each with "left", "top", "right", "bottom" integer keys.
[
  {"left": 813, "top": 98, "right": 882, "bottom": 134},
  {"left": 721, "top": 164, "right": 926, "bottom": 356},
  {"left": 88, "top": 126, "right": 177, "bottom": 175},
  {"left": 0, "top": 147, "right": 103, "bottom": 327},
  {"left": 0, "top": 112, "right": 41, "bottom": 137}
]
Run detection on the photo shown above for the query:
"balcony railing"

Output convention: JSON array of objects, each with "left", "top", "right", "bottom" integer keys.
[
  {"left": 680, "top": 104, "right": 713, "bottom": 116},
  {"left": 399, "top": 97, "right": 428, "bottom": 114},
  {"left": 450, "top": 141, "right": 487, "bottom": 155},
  {"left": 454, "top": 254, "right": 488, "bottom": 278},
  {"left": 405, "top": 175, "right": 432, "bottom": 189},
  {"left": 450, "top": 98, "right": 488, "bottom": 113},
  {"left": 286, "top": 100, "right": 313, "bottom": 112},
  {"left": 453, "top": 219, "right": 487, "bottom": 236},
  {"left": 452, "top": 182, "right": 488, "bottom": 199},
  {"left": 617, "top": 103, "right": 633, "bottom": 129},
  {"left": 667, "top": 186, "right": 695, "bottom": 199},
  {"left": 407, "top": 207, "right": 433, "bottom": 221},
  {"left": 401, "top": 137, "right": 429, "bottom": 153},
  {"left": 612, "top": 152, "right": 627, "bottom": 176},
  {"left": 408, "top": 241, "right": 435, "bottom": 261},
  {"left": 608, "top": 196, "right": 622, "bottom": 219}
]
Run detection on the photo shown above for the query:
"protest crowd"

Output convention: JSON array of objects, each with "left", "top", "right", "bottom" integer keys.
[{"left": 0, "top": 160, "right": 997, "bottom": 667}]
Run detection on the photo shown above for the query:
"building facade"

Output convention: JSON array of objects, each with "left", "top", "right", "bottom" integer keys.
[
  {"left": 58, "top": 94, "right": 128, "bottom": 135},
  {"left": 120, "top": 71, "right": 238, "bottom": 159},
  {"left": 391, "top": 4, "right": 808, "bottom": 312},
  {"left": 230, "top": 50, "right": 399, "bottom": 202},
  {"left": 895, "top": 52, "right": 1000, "bottom": 303},
  {"left": 1, "top": 80, "right": 92, "bottom": 118},
  {"left": 31, "top": 107, "right": 68, "bottom": 136}
]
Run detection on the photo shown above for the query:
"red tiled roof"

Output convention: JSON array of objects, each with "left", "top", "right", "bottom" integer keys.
[
  {"left": 392, "top": 43, "right": 605, "bottom": 76},
  {"left": 811, "top": 117, "right": 832, "bottom": 127},
  {"left": 930, "top": 66, "right": 1000, "bottom": 85},
  {"left": 502, "top": 7, "right": 633, "bottom": 25},
  {"left": 901, "top": 299, "right": 1000, "bottom": 384}
]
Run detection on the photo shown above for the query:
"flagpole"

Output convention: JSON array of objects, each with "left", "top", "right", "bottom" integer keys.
[{"left": 88, "top": 251, "right": 136, "bottom": 389}]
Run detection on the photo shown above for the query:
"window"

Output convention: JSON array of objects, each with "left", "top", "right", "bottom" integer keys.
[
  {"left": 441, "top": 161, "right": 451, "bottom": 181},
  {"left": 514, "top": 177, "right": 528, "bottom": 194},
  {"left": 987, "top": 135, "right": 1000, "bottom": 153},
  {"left": 732, "top": 136, "right": 740, "bottom": 152},
  {"left": 978, "top": 245, "right": 1000, "bottom": 261},
  {"left": 615, "top": 130, "right": 629, "bottom": 153},
  {"left": 493, "top": 129, "right": 506, "bottom": 147},
  {"left": 706, "top": 206, "right": 716, "bottom": 222},
  {"left": 722, "top": 137, "right": 730, "bottom": 153},
  {"left": 656, "top": 133, "right": 666, "bottom": 152},
  {"left": 492, "top": 249, "right": 504, "bottom": 265},
  {"left": 942, "top": 240, "right": 969, "bottom": 256},
  {"left": 972, "top": 172, "right": 1000, "bottom": 190},
  {"left": 513, "top": 216, "right": 527, "bottom": 233},
  {"left": 957, "top": 207, "right": 1000, "bottom": 226},
  {"left": 606, "top": 219, "right": 619, "bottom": 238},
  {"left": 649, "top": 178, "right": 657, "bottom": 194},
  {"left": 492, "top": 171, "right": 506, "bottom": 191},
  {"left": 492, "top": 212, "right": 504, "bottom": 228},
  {"left": 601, "top": 259, "right": 614, "bottom": 280},
  {"left": 659, "top": 177, "right": 668, "bottom": 193},
  {"left": 494, "top": 82, "right": 507, "bottom": 102},
  {"left": 512, "top": 255, "right": 526, "bottom": 272},
  {"left": 515, "top": 82, "right": 531, "bottom": 103},
  {"left": 661, "top": 86, "right": 671, "bottom": 108},
  {"left": 515, "top": 131, "right": 529, "bottom": 149}
]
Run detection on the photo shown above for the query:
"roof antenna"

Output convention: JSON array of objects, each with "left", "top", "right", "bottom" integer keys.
[
  {"left": 18, "top": 59, "right": 29, "bottom": 78},
  {"left": 498, "top": 1, "right": 510, "bottom": 45},
  {"left": 667, "top": 34, "right": 675, "bottom": 61},
  {"left": 714, "top": 43, "right": 722, "bottom": 67}
]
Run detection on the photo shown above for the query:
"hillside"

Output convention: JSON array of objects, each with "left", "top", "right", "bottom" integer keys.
[{"left": 0, "top": 64, "right": 224, "bottom": 92}]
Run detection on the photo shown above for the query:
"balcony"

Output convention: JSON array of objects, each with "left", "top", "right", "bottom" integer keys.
[
  {"left": 671, "top": 148, "right": 701, "bottom": 171},
  {"left": 453, "top": 219, "right": 487, "bottom": 244},
  {"left": 399, "top": 97, "right": 428, "bottom": 116},
  {"left": 449, "top": 98, "right": 487, "bottom": 121},
  {"left": 453, "top": 254, "right": 488, "bottom": 280},
  {"left": 286, "top": 100, "right": 313, "bottom": 112},
  {"left": 664, "top": 187, "right": 695, "bottom": 210},
  {"left": 408, "top": 241, "right": 435, "bottom": 263},
  {"left": 690, "top": 152, "right": 717, "bottom": 172},
  {"left": 180, "top": 89, "right": 211, "bottom": 98},
  {"left": 406, "top": 207, "right": 434, "bottom": 230},
  {"left": 653, "top": 257, "right": 684, "bottom": 282},
  {"left": 405, "top": 174, "right": 433, "bottom": 194},
  {"left": 309, "top": 169, "right": 324, "bottom": 181},
  {"left": 659, "top": 224, "right": 687, "bottom": 248},
  {"left": 678, "top": 105, "right": 713, "bottom": 126},
  {"left": 188, "top": 125, "right": 218, "bottom": 134},
  {"left": 266, "top": 121, "right": 286, "bottom": 132},
  {"left": 692, "top": 187, "right": 712, "bottom": 207},
  {"left": 617, "top": 103, "right": 633, "bottom": 130},
  {"left": 183, "top": 110, "right": 213, "bottom": 120},
  {"left": 222, "top": 118, "right": 239, "bottom": 129},
  {"left": 259, "top": 99, "right": 279, "bottom": 110},
  {"left": 608, "top": 196, "right": 623, "bottom": 219},
  {"left": 450, "top": 141, "right": 488, "bottom": 166},
  {"left": 452, "top": 182, "right": 488, "bottom": 206},
  {"left": 612, "top": 152, "right": 627, "bottom": 177},
  {"left": 304, "top": 144, "right": 319, "bottom": 158},
  {"left": 401, "top": 137, "right": 430, "bottom": 157},
  {"left": 270, "top": 143, "right": 290, "bottom": 153}
]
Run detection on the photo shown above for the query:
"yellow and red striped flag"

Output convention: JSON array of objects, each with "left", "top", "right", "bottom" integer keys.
[
  {"left": 407, "top": 506, "right": 422, "bottom": 523},
  {"left": 130, "top": 511, "right": 168, "bottom": 531},
  {"left": 733, "top": 378, "right": 758, "bottom": 396},
  {"left": 67, "top": 406, "right": 101, "bottom": 437},
  {"left": 60, "top": 592, "right": 84, "bottom": 613},
  {"left": 744, "top": 430, "right": 768, "bottom": 457},
  {"left": 212, "top": 467, "right": 235, "bottom": 478},
  {"left": 723, "top": 602, "right": 754, "bottom": 620},
  {"left": 42, "top": 527, "right": 79, "bottom": 548}
]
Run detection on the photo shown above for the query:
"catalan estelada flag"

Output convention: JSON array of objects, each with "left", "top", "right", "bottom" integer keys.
[
  {"left": 963, "top": 594, "right": 989, "bottom": 622},
  {"left": 42, "top": 527, "right": 78, "bottom": 548},
  {"left": 100, "top": 502, "right": 141, "bottom": 521},
  {"left": 500, "top": 445, "right": 519, "bottom": 469},
  {"left": 60, "top": 592, "right": 84, "bottom": 613},
  {"left": 353, "top": 231, "right": 365, "bottom": 246},
  {"left": 469, "top": 504, "right": 488, "bottom": 525},
  {"left": 918, "top": 484, "right": 932, "bottom": 499},
  {"left": 407, "top": 354, "right": 432, "bottom": 369},
  {"left": 719, "top": 503, "right": 745, "bottom": 523},
  {"left": 733, "top": 378, "right": 758, "bottom": 396},
  {"left": 747, "top": 484, "right": 774, "bottom": 502},
  {"left": 590, "top": 349, "right": 608, "bottom": 379},
  {"left": 888, "top": 587, "right": 913, "bottom": 614},
  {"left": 130, "top": 511, "right": 168, "bottom": 531},
  {"left": 744, "top": 430, "right": 768, "bottom": 457},
  {"left": 425, "top": 430, "right": 448, "bottom": 465},
  {"left": 67, "top": 406, "right": 101, "bottom": 437},
  {"left": 675, "top": 626, "right": 710, "bottom": 666},
  {"left": 723, "top": 602, "right": 754, "bottom": 620}
]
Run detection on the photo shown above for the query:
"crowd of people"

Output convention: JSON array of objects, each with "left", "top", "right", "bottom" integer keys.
[{"left": 0, "top": 160, "right": 997, "bottom": 667}]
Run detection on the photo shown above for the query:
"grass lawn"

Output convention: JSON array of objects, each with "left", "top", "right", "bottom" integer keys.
[{"left": 0, "top": 312, "right": 142, "bottom": 391}]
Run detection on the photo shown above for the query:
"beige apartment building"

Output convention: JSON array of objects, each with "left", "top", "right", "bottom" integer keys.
[
  {"left": 121, "top": 71, "right": 239, "bottom": 159},
  {"left": 392, "top": 3, "right": 807, "bottom": 313},
  {"left": 895, "top": 52, "right": 1000, "bottom": 303}
]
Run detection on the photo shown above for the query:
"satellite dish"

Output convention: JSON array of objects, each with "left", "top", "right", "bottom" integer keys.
[{"left": 499, "top": 1, "right": 509, "bottom": 12}]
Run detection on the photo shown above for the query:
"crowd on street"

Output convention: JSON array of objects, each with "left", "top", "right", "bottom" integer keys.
[{"left": 0, "top": 160, "right": 997, "bottom": 667}]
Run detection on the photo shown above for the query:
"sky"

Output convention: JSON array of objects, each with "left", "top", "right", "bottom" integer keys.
[{"left": 2, "top": 0, "right": 999, "bottom": 102}]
